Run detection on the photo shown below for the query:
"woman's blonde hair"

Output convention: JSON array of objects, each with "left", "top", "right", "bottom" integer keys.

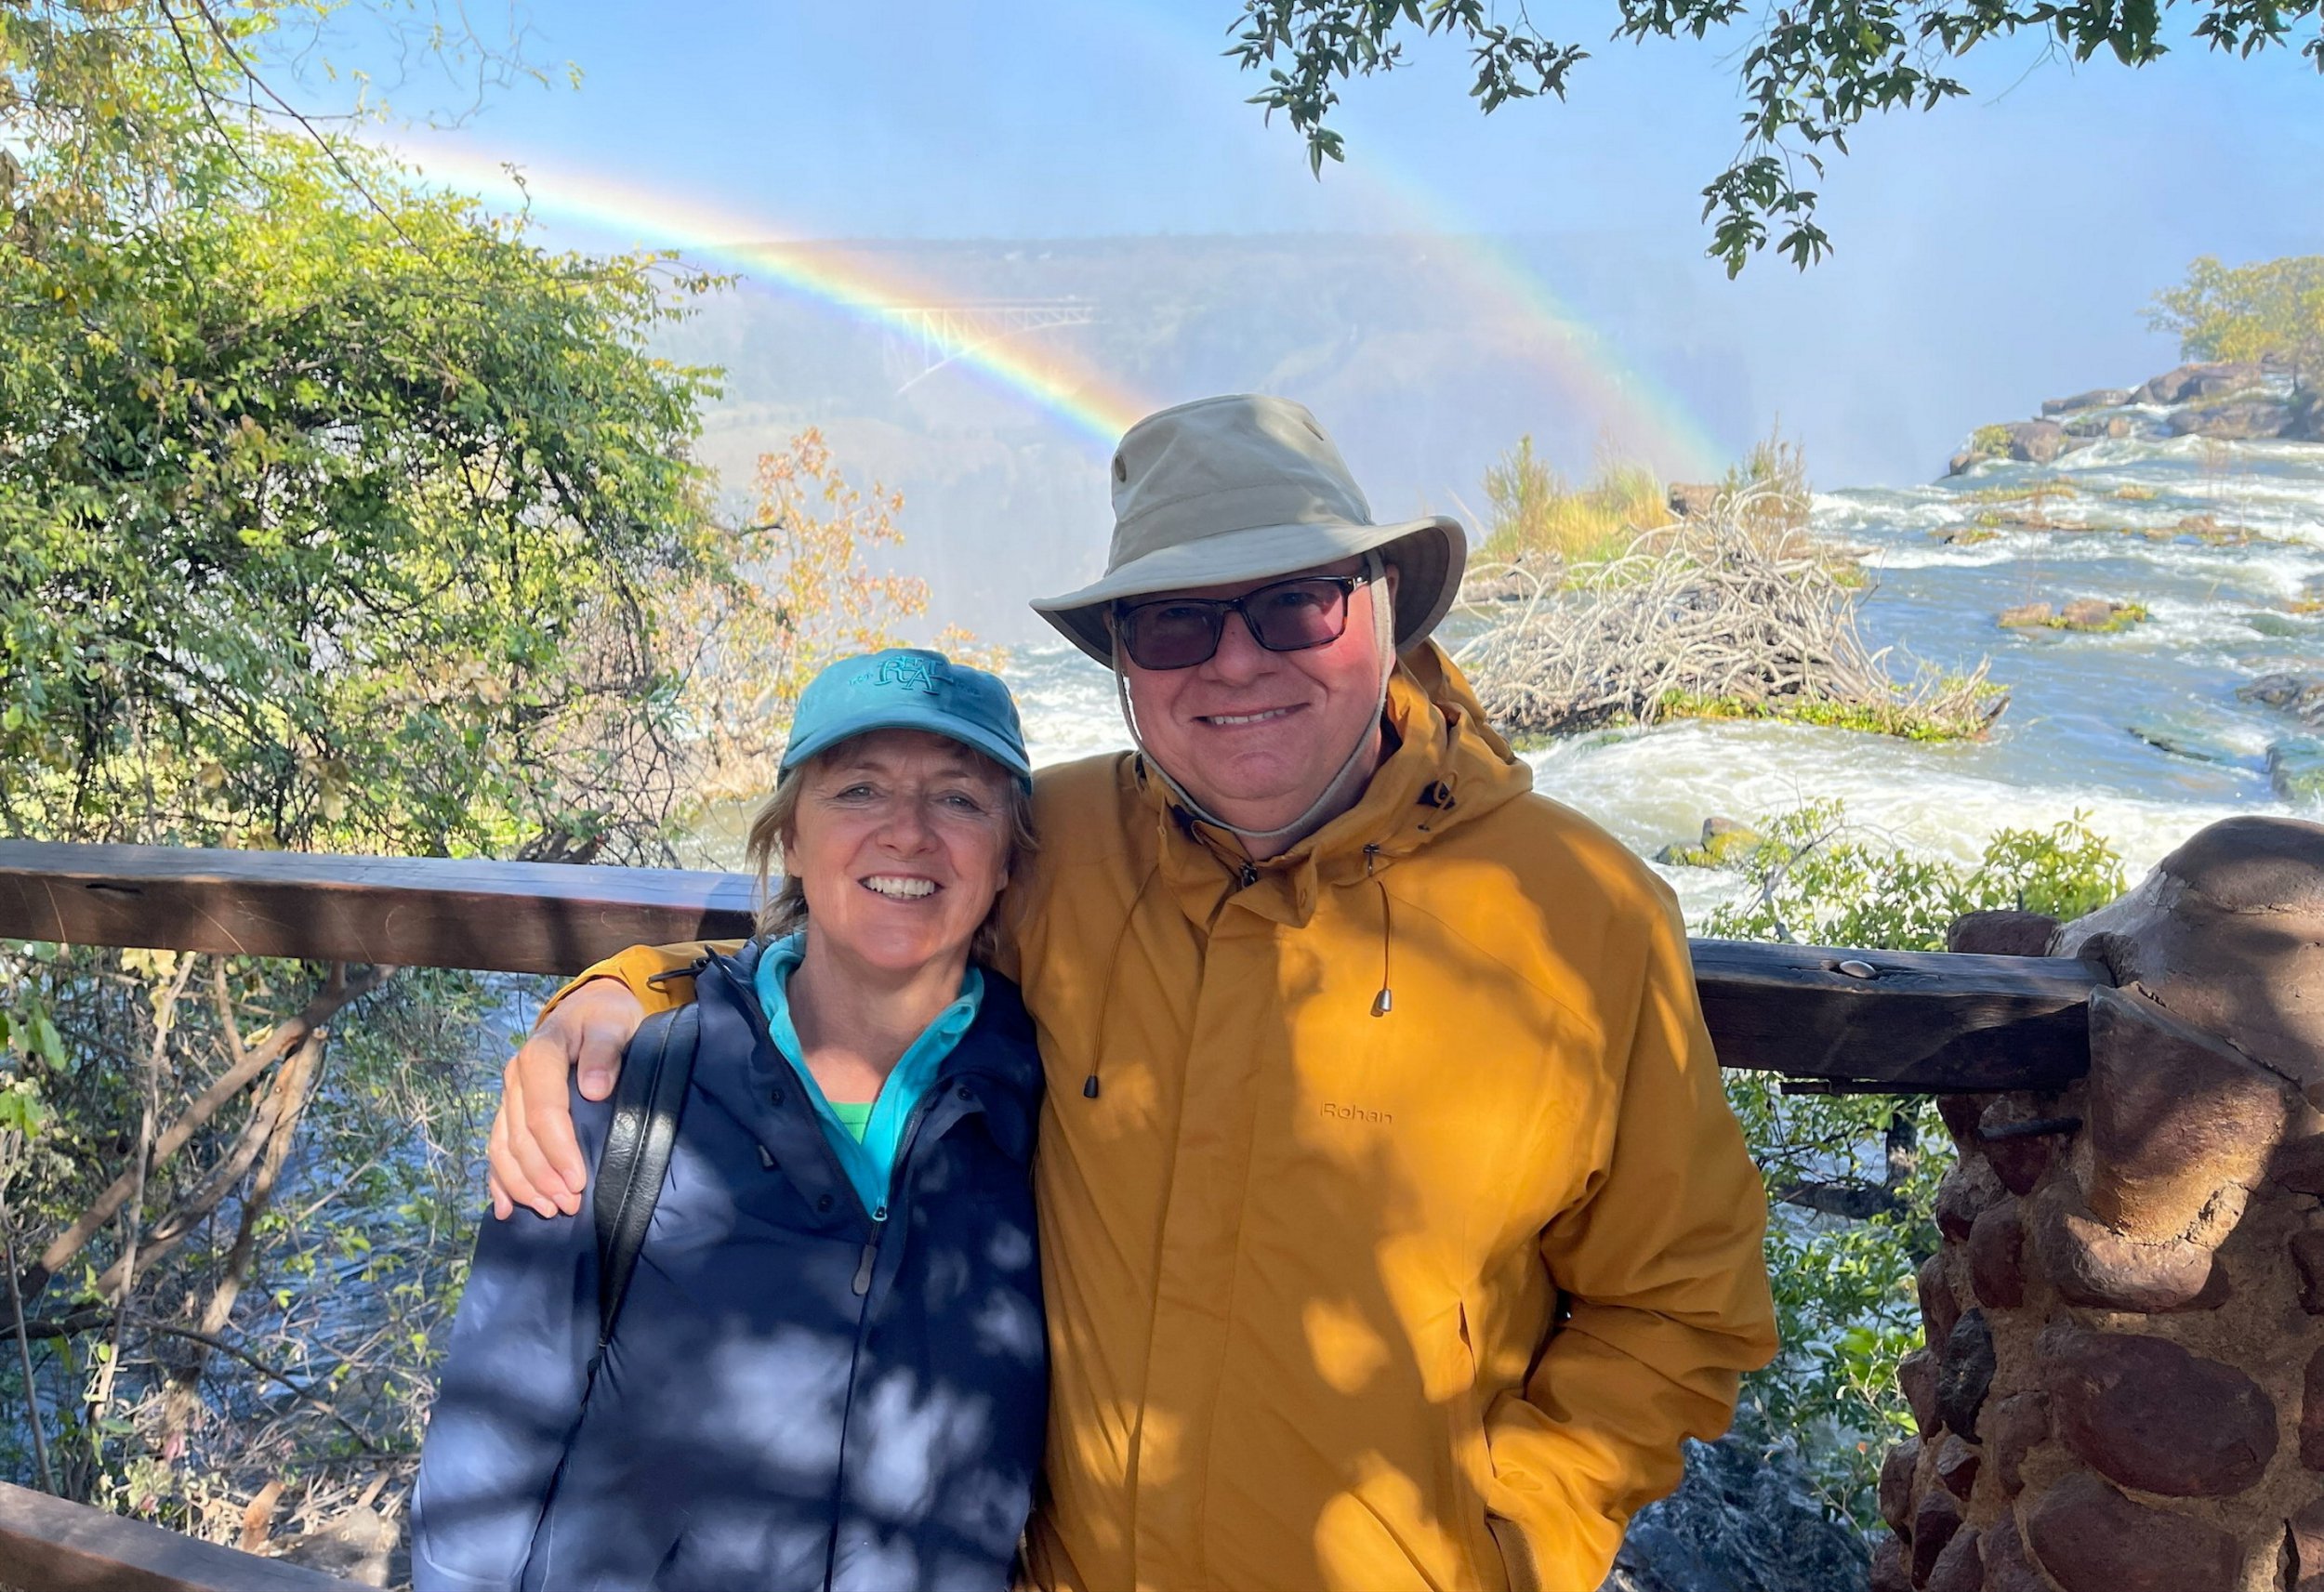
[{"left": 743, "top": 742, "right": 1037, "bottom": 967}]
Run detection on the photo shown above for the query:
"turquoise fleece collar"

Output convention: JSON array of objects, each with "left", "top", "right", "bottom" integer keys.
[{"left": 750, "top": 931, "right": 983, "bottom": 1221}]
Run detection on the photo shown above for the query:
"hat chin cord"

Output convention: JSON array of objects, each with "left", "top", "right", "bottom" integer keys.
[{"left": 1110, "top": 552, "right": 1397, "bottom": 855}]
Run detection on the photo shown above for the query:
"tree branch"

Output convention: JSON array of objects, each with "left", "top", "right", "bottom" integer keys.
[
  {"left": 26, "top": 963, "right": 392, "bottom": 1303},
  {"left": 1770, "top": 1106, "right": 1920, "bottom": 1221},
  {"left": 13, "top": 1310, "right": 382, "bottom": 1454}
]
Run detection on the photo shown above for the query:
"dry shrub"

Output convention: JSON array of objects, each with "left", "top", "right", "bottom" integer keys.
[{"left": 1457, "top": 484, "right": 2005, "bottom": 743}]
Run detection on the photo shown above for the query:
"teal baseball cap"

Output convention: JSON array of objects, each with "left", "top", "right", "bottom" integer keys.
[{"left": 780, "top": 649, "right": 1032, "bottom": 787}]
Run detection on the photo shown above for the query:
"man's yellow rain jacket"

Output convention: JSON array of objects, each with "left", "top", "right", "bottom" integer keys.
[{"left": 562, "top": 643, "right": 1777, "bottom": 1592}]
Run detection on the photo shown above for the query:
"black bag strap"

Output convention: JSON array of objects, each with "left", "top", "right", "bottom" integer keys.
[{"left": 592, "top": 1003, "right": 699, "bottom": 1348}]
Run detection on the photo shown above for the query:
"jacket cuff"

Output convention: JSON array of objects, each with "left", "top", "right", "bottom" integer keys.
[{"left": 538, "top": 941, "right": 728, "bottom": 1023}]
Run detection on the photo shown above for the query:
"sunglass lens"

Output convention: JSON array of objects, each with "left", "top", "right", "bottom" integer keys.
[
  {"left": 1247, "top": 580, "right": 1349, "bottom": 651},
  {"left": 1124, "top": 603, "right": 1222, "bottom": 669}
]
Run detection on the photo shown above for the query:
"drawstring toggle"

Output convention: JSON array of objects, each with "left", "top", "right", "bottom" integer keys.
[{"left": 1365, "top": 844, "right": 1393, "bottom": 1019}]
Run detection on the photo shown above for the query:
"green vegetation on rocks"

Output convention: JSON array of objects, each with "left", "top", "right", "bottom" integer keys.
[
  {"left": 1705, "top": 802, "right": 2126, "bottom": 1522},
  {"left": 1998, "top": 599, "right": 2150, "bottom": 633},
  {"left": 1656, "top": 817, "right": 1763, "bottom": 867},
  {"left": 2271, "top": 740, "right": 2324, "bottom": 803},
  {"left": 1655, "top": 687, "right": 2004, "bottom": 741},
  {"left": 1965, "top": 424, "right": 2016, "bottom": 462}
]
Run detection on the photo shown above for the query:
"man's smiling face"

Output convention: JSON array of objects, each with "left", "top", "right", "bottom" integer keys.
[{"left": 1117, "top": 556, "right": 1396, "bottom": 836}]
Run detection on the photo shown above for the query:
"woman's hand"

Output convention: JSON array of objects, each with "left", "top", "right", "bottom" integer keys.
[{"left": 487, "top": 979, "right": 648, "bottom": 1219}]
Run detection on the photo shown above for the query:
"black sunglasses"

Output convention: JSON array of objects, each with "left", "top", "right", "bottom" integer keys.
[{"left": 1113, "top": 573, "right": 1368, "bottom": 671}]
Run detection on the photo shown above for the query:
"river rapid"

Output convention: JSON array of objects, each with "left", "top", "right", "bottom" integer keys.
[{"left": 989, "top": 424, "right": 2324, "bottom": 927}]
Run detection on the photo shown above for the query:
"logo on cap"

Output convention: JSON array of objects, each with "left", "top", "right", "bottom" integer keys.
[{"left": 866, "top": 654, "right": 943, "bottom": 694}]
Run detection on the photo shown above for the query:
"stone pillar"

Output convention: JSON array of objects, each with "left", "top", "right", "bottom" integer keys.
[{"left": 1870, "top": 816, "right": 2324, "bottom": 1592}]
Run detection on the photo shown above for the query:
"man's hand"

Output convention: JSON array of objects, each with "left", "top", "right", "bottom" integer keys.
[{"left": 486, "top": 979, "right": 647, "bottom": 1219}]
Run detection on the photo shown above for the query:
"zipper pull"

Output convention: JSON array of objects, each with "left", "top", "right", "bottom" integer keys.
[
  {"left": 1237, "top": 861, "right": 1258, "bottom": 889},
  {"left": 851, "top": 1238, "right": 878, "bottom": 1296}
]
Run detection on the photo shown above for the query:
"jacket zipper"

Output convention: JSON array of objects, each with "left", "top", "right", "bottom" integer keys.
[
  {"left": 722, "top": 937, "right": 998, "bottom": 1589},
  {"left": 816, "top": 1079, "right": 978, "bottom": 1590},
  {"left": 720, "top": 953, "right": 885, "bottom": 1232},
  {"left": 654, "top": 954, "right": 1015, "bottom": 1592}
]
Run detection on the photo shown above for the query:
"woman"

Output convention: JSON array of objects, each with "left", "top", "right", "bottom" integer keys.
[{"left": 411, "top": 648, "right": 1046, "bottom": 1592}]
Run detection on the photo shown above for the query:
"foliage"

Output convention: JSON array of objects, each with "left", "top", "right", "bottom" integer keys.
[
  {"left": 0, "top": 950, "right": 503, "bottom": 1526},
  {"left": 1723, "top": 425, "right": 1809, "bottom": 504},
  {"left": 0, "top": 0, "right": 947, "bottom": 1549},
  {"left": 1965, "top": 423, "right": 2017, "bottom": 462},
  {"left": 1704, "top": 801, "right": 2124, "bottom": 1520},
  {"left": 1228, "top": 1, "right": 2322, "bottom": 276},
  {"left": 1656, "top": 684, "right": 2000, "bottom": 741},
  {"left": 1998, "top": 600, "right": 2149, "bottom": 632},
  {"left": 3, "top": 21, "right": 724, "bottom": 861},
  {"left": 2151, "top": 254, "right": 2324, "bottom": 387},
  {"left": 671, "top": 429, "right": 985, "bottom": 806},
  {"left": 1477, "top": 422, "right": 1814, "bottom": 570},
  {"left": 1478, "top": 437, "right": 1671, "bottom": 565}
]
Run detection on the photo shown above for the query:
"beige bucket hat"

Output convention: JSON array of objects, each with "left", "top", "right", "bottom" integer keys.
[{"left": 1032, "top": 394, "right": 1467, "bottom": 665}]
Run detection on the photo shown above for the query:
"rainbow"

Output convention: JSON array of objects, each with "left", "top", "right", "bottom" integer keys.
[
  {"left": 394, "top": 142, "right": 1154, "bottom": 450},
  {"left": 1106, "top": 0, "right": 1734, "bottom": 482},
  {"left": 1353, "top": 191, "right": 1730, "bottom": 481},
  {"left": 395, "top": 108, "right": 1733, "bottom": 481}
]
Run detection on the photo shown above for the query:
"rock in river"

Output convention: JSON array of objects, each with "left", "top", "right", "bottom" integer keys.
[
  {"left": 2042, "top": 388, "right": 2133, "bottom": 415},
  {"left": 2000, "top": 599, "right": 2147, "bottom": 633},
  {"left": 2134, "top": 361, "right": 2266, "bottom": 405},
  {"left": 2167, "top": 400, "right": 2297, "bottom": 441},
  {"left": 2271, "top": 738, "right": 2324, "bottom": 804}
]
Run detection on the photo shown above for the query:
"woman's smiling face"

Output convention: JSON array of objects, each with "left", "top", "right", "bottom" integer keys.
[{"left": 786, "top": 729, "right": 1015, "bottom": 978}]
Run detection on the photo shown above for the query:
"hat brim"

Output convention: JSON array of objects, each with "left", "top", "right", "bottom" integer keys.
[
  {"left": 780, "top": 709, "right": 1032, "bottom": 786},
  {"left": 1030, "top": 516, "right": 1467, "bottom": 666}
]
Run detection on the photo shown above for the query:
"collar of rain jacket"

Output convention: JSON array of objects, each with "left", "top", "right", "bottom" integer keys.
[{"left": 1138, "top": 639, "right": 1533, "bottom": 928}]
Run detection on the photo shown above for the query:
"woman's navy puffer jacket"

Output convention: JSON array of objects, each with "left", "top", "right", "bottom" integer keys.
[{"left": 412, "top": 942, "right": 1047, "bottom": 1592}]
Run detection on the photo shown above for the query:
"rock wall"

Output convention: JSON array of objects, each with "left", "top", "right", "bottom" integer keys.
[{"left": 1871, "top": 816, "right": 2324, "bottom": 1592}]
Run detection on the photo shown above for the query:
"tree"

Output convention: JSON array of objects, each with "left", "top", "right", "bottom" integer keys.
[
  {"left": 671, "top": 429, "right": 985, "bottom": 808},
  {"left": 1227, "top": 0, "right": 2324, "bottom": 275},
  {"left": 0, "top": 0, "right": 826, "bottom": 1539},
  {"left": 3, "top": 6, "right": 726, "bottom": 862},
  {"left": 3, "top": 0, "right": 977, "bottom": 1533},
  {"left": 2151, "top": 254, "right": 2324, "bottom": 389}
]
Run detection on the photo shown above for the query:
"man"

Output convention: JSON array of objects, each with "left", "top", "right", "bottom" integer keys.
[{"left": 488, "top": 395, "right": 1776, "bottom": 1592}]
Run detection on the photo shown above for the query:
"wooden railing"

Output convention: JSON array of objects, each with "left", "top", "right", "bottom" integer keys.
[
  {"left": 0, "top": 838, "right": 2104, "bottom": 1092},
  {"left": 0, "top": 1480, "right": 360, "bottom": 1590},
  {"left": 0, "top": 837, "right": 2112, "bottom": 1585}
]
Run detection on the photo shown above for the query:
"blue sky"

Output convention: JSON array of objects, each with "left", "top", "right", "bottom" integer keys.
[{"left": 347, "top": 1, "right": 2324, "bottom": 485}]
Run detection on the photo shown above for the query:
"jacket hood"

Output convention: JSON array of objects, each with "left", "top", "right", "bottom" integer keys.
[{"left": 1140, "top": 639, "right": 1533, "bottom": 928}]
